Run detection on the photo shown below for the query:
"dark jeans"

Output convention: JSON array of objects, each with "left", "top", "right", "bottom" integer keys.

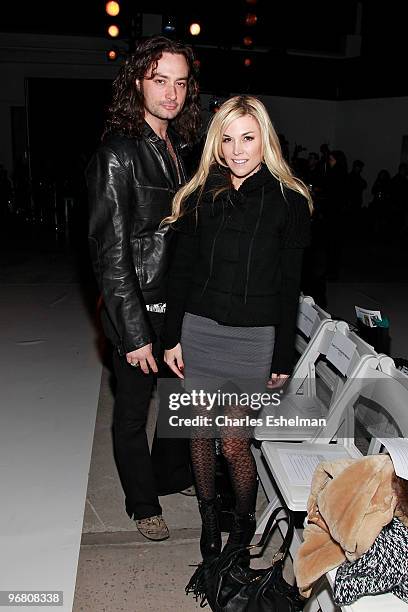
[{"left": 112, "top": 313, "right": 192, "bottom": 520}]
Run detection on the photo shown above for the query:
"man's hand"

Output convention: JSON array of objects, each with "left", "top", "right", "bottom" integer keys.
[
  {"left": 164, "top": 343, "right": 185, "bottom": 379},
  {"left": 267, "top": 373, "right": 289, "bottom": 389},
  {"left": 126, "top": 343, "right": 158, "bottom": 374}
]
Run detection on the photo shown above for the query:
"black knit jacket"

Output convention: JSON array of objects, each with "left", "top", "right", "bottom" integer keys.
[{"left": 162, "top": 164, "right": 311, "bottom": 373}]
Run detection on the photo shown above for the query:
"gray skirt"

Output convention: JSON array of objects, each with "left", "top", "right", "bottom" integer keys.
[{"left": 181, "top": 313, "right": 275, "bottom": 392}]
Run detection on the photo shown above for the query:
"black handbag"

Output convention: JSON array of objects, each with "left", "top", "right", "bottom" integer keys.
[{"left": 204, "top": 506, "right": 306, "bottom": 612}]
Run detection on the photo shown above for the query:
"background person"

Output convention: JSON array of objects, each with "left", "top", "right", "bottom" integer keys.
[
  {"left": 369, "top": 168, "right": 392, "bottom": 237},
  {"left": 321, "top": 149, "right": 348, "bottom": 280}
]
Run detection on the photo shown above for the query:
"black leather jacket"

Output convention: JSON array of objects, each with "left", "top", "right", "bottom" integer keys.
[{"left": 86, "top": 122, "right": 187, "bottom": 354}]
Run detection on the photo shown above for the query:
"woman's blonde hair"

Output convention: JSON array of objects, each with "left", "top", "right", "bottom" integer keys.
[{"left": 163, "top": 95, "right": 313, "bottom": 224}]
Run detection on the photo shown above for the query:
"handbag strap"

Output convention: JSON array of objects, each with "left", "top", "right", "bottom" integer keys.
[
  {"left": 249, "top": 506, "right": 294, "bottom": 561},
  {"left": 217, "top": 506, "right": 294, "bottom": 571}
]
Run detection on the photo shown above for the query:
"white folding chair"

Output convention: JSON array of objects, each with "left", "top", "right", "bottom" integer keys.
[
  {"left": 288, "top": 320, "right": 378, "bottom": 399},
  {"left": 353, "top": 354, "right": 408, "bottom": 442},
  {"left": 254, "top": 322, "right": 379, "bottom": 443},
  {"left": 322, "top": 370, "right": 408, "bottom": 612},
  {"left": 378, "top": 354, "right": 408, "bottom": 382},
  {"left": 289, "top": 317, "right": 340, "bottom": 397},
  {"left": 253, "top": 321, "right": 381, "bottom": 556},
  {"left": 325, "top": 567, "right": 408, "bottom": 612},
  {"left": 257, "top": 369, "right": 408, "bottom": 612},
  {"left": 253, "top": 350, "right": 378, "bottom": 534},
  {"left": 263, "top": 367, "right": 408, "bottom": 513},
  {"left": 253, "top": 335, "right": 381, "bottom": 574},
  {"left": 254, "top": 319, "right": 343, "bottom": 447},
  {"left": 295, "top": 295, "right": 332, "bottom": 358}
]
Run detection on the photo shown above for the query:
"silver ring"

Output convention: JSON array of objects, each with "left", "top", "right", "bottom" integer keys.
[{"left": 130, "top": 362, "right": 139, "bottom": 368}]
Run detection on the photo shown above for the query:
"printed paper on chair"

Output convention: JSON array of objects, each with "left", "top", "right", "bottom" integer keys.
[{"left": 277, "top": 447, "right": 350, "bottom": 486}]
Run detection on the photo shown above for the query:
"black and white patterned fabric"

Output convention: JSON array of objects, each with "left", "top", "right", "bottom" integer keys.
[
  {"left": 333, "top": 518, "right": 408, "bottom": 606},
  {"left": 333, "top": 518, "right": 408, "bottom": 605}
]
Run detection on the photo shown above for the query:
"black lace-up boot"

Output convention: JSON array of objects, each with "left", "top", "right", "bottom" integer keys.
[
  {"left": 198, "top": 498, "right": 222, "bottom": 559},
  {"left": 185, "top": 498, "right": 222, "bottom": 605},
  {"left": 222, "top": 511, "right": 257, "bottom": 567}
]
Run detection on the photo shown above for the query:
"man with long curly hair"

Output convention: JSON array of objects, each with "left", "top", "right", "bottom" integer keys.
[{"left": 87, "top": 36, "right": 201, "bottom": 540}]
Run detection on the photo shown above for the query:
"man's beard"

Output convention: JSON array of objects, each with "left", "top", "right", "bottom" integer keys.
[{"left": 146, "top": 102, "right": 181, "bottom": 121}]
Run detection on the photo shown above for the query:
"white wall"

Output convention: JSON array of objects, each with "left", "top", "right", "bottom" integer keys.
[
  {"left": 0, "top": 33, "right": 124, "bottom": 172},
  {"left": 1, "top": 31, "right": 407, "bottom": 196},
  {"left": 335, "top": 97, "right": 408, "bottom": 200},
  {"left": 201, "top": 93, "right": 337, "bottom": 159},
  {"left": 259, "top": 95, "right": 337, "bottom": 157}
]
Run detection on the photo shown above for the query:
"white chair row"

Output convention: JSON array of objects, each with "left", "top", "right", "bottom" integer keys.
[
  {"left": 255, "top": 301, "right": 381, "bottom": 445},
  {"left": 260, "top": 367, "right": 408, "bottom": 513},
  {"left": 252, "top": 295, "right": 408, "bottom": 611}
]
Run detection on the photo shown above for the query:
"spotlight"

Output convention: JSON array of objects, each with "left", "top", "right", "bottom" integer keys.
[
  {"left": 108, "top": 24, "right": 120, "bottom": 38},
  {"left": 243, "top": 36, "right": 253, "bottom": 46},
  {"left": 245, "top": 13, "right": 257, "bottom": 26},
  {"left": 189, "top": 22, "right": 201, "bottom": 36},
  {"left": 107, "top": 49, "right": 118, "bottom": 61},
  {"left": 245, "top": 0, "right": 258, "bottom": 4},
  {"left": 244, "top": 58, "right": 252, "bottom": 67},
  {"left": 209, "top": 96, "right": 221, "bottom": 113},
  {"left": 163, "top": 15, "right": 177, "bottom": 34},
  {"left": 105, "top": 1, "right": 120, "bottom": 17}
]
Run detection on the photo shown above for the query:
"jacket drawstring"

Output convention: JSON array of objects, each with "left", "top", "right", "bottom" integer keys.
[
  {"left": 244, "top": 186, "right": 265, "bottom": 304},
  {"left": 199, "top": 203, "right": 226, "bottom": 299}
]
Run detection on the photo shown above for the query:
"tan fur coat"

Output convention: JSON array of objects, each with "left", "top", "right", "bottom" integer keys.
[{"left": 293, "top": 454, "right": 407, "bottom": 597}]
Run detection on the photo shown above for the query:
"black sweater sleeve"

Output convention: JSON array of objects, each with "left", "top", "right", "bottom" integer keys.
[
  {"left": 270, "top": 190, "right": 311, "bottom": 374},
  {"left": 162, "top": 207, "right": 200, "bottom": 349}
]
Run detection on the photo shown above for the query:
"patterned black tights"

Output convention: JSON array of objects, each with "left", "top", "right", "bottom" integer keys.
[{"left": 190, "top": 434, "right": 258, "bottom": 516}]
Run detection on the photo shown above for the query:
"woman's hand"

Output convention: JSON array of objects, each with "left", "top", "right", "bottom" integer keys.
[
  {"left": 164, "top": 343, "right": 185, "bottom": 379},
  {"left": 267, "top": 373, "right": 289, "bottom": 389}
]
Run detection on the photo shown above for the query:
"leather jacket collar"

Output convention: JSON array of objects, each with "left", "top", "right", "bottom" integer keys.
[{"left": 142, "top": 121, "right": 183, "bottom": 150}]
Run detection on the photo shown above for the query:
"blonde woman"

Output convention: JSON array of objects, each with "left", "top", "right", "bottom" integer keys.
[{"left": 162, "top": 95, "right": 312, "bottom": 597}]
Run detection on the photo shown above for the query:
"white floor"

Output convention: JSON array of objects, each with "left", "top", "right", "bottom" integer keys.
[
  {"left": 0, "top": 253, "right": 407, "bottom": 611},
  {"left": 0, "top": 283, "right": 102, "bottom": 611}
]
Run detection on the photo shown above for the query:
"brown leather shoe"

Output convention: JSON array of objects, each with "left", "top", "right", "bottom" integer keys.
[{"left": 136, "top": 515, "right": 169, "bottom": 541}]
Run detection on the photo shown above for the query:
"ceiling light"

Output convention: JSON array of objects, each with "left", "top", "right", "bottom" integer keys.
[
  {"left": 107, "top": 49, "right": 118, "bottom": 61},
  {"left": 245, "top": 13, "right": 257, "bottom": 26},
  {"left": 105, "top": 1, "right": 120, "bottom": 17},
  {"left": 108, "top": 24, "right": 120, "bottom": 38},
  {"left": 189, "top": 23, "right": 201, "bottom": 36}
]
